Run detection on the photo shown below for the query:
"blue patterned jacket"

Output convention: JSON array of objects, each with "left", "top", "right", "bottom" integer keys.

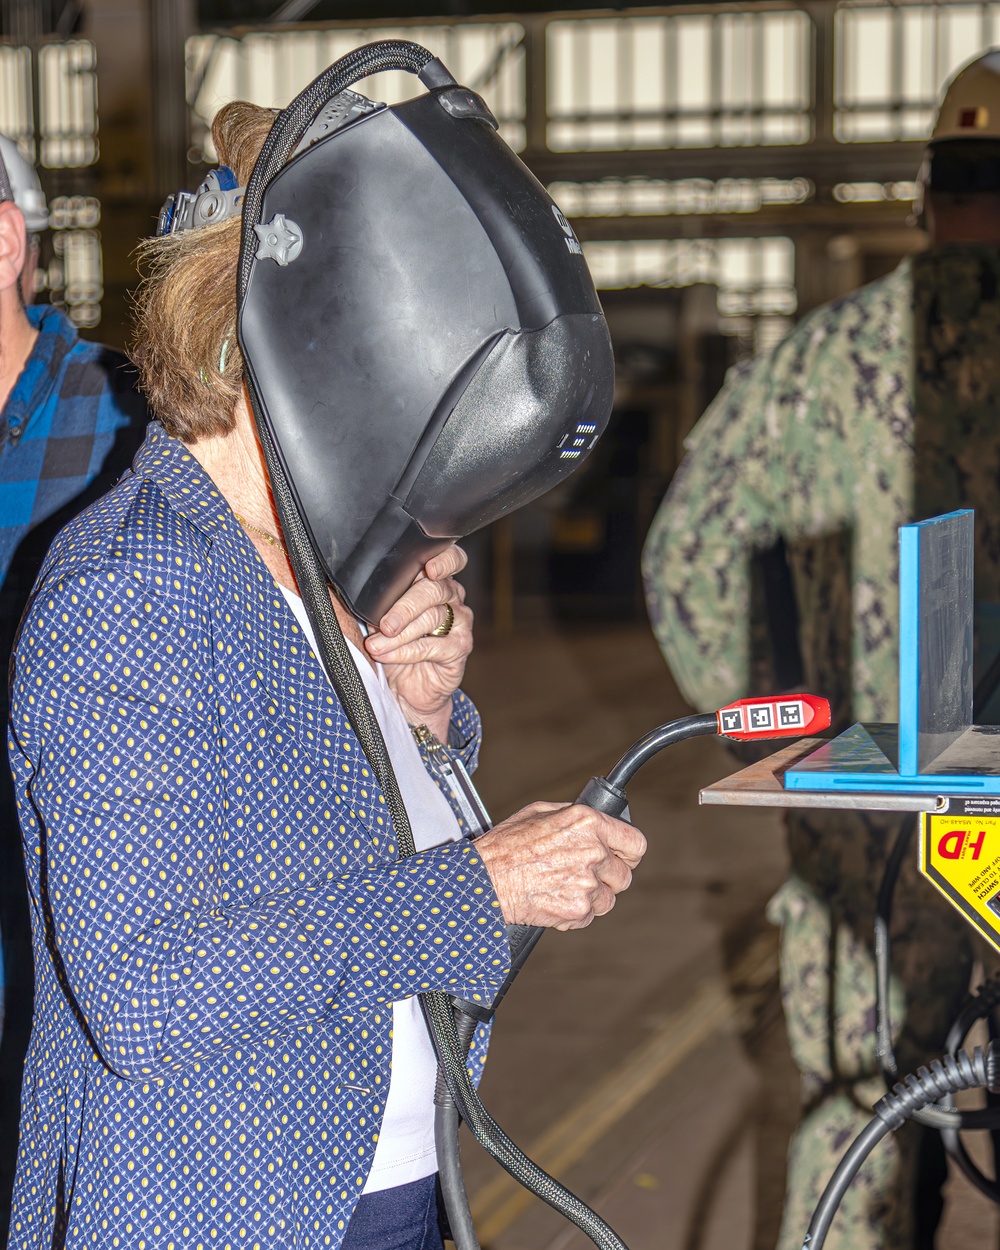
[{"left": 6, "top": 422, "right": 509, "bottom": 1249}]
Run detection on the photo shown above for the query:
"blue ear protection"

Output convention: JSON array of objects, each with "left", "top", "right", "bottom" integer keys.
[
  {"left": 156, "top": 93, "right": 384, "bottom": 240},
  {"left": 157, "top": 165, "right": 243, "bottom": 237}
]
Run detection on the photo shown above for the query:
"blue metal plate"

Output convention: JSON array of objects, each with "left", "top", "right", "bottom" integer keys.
[
  {"left": 786, "top": 724, "right": 1000, "bottom": 793},
  {"left": 898, "top": 510, "right": 973, "bottom": 774}
]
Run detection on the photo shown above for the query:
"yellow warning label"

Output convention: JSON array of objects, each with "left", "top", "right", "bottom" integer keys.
[{"left": 920, "top": 813, "right": 1000, "bottom": 951}]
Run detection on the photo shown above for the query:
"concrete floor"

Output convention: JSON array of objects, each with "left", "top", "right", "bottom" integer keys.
[{"left": 455, "top": 620, "right": 1000, "bottom": 1250}]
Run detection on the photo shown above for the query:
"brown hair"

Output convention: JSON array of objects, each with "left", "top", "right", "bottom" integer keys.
[{"left": 131, "top": 101, "right": 275, "bottom": 442}]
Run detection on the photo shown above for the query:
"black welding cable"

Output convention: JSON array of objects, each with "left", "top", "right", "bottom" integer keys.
[
  {"left": 422, "top": 713, "right": 734, "bottom": 1249},
  {"left": 873, "top": 814, "right": 916, "bottom": 1086},
  {"left": 605, "top": 714, "right": 718, "bottom": 790},
  {"left": 427, "top": 715, "right": 725, "bottom": 1247},
  {"left": 434, "top": 1012, "right": 481, "bottom": 1250},
  {"left": 803, "top": 1046, "right": 997, "bottom": 1250},
  {"left": 420, "top": 990, "right": 630, "bottom": 1250},
  {"left": 446, "top": 721, "right": 717, "bottom": 1040},
  {"left": 804, "top": 1118, "right": 893, "bottom": 1250},
  {"left": 946, "top": 979, "right": 1000, "bottom": 1057}
]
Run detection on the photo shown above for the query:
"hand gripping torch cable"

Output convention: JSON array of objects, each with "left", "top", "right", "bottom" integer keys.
[{"left": 424, "top": 693, "right": 832, "bottom": 1250}]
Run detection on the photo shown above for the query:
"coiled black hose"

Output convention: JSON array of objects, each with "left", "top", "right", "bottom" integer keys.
[
  {"left": 803, "top": 1044, "right": 999, "bottom": 1250},
  {"left": 939, "top": 979, "right": 1000, "bottom": 1202}
]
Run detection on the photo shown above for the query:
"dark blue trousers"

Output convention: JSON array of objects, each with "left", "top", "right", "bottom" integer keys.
[{"left": 341, "top": 1175, "right": 445, "bottom": 1250}]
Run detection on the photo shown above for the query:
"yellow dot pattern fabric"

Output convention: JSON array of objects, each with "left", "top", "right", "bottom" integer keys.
[{"left": 6, "top": 422, "right": 509, "bottom": 1249}]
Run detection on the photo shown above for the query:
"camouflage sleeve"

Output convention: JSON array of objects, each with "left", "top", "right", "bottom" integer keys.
[{"left": 641, "top": 354, "right": 787, "bottom": 712}]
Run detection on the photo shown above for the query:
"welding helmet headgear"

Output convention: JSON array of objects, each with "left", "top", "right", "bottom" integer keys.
[{"left": 182, "top": 42, "right": 614, "bottom": 623}]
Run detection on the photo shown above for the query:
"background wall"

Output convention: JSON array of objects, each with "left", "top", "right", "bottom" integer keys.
[{"left": 1, "top": 0, "right": 985, "bottom": 622}]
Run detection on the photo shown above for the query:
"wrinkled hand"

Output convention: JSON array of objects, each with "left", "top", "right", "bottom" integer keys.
[
  {"left": 476, "top": 802, "right": 647, "bottom": 930},
  {"left": 364, "top": 545, "right": 472, "bottom": 740}
]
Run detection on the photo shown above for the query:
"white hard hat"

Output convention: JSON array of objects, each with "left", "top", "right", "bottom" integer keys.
[
  {"left": 914, "top": 49, "right": 1000, "bottom": 207},
  {"left": 932, "top": 49, "right": 1000, "bottom": 144},
  {"left": 0, "top": 134, "right": 47, "bottom": 232}
]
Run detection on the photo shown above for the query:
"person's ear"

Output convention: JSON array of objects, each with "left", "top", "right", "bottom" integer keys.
[{"left": 0, "top": 203, "right": 28, "bottom": 296}]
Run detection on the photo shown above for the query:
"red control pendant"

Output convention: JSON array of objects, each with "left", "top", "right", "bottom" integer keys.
[{"left": 716, "top": 694, "right": 831, "bottom": 741}]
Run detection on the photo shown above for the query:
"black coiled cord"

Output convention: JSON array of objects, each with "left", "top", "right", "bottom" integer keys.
[
  {"left": 939, "top": 977, "right": 1000, "bottom": 1203},
  {"left": 879, "top": 1048, "right": 992, "bottom": 1128},
  {"left": 236, "top": 42, "right": 631, "bottom": 1250},
  {"left": 803, "top": 1045, "right": 999, "bottom": 1250}
]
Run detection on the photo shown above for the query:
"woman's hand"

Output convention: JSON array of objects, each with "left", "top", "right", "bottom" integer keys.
[
  {"left": 476, "top": 802, "right": 647, "bottom": 930},
  {"left": 364, "top": 544, "right": 472, "bottom": 740}
]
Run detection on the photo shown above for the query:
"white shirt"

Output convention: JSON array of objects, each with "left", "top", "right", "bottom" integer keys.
[{"left": 279, "top": 587, "right": 463, "bottom": 1193}]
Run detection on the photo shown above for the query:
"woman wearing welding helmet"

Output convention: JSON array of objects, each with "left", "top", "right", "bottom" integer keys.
[{"left": 3, "top": 99, "right": 645, "bottom": 1250}]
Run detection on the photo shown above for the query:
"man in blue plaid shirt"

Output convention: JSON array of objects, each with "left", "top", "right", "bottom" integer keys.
[{"left": 0, "top": 134, "right": 147, "bottom": 1235}]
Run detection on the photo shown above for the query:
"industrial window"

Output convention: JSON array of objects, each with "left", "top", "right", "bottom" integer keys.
[
  {"left": 0, "top": 47, "right": 34, "bottom": 160},
  {"left": 546, "top": 12, "right": 811, "bottom": 152},
  {"left": 32, "top": 198, "right": 103, "bottom": 330},
  {"left": 835, "top": 2, "right": 1000, "bottom": 141},
  {"left": 52, "top": 224, "right": 103, "bottom": 329},
  {"left": 833, "top": 179, "right": 919, "bottom": 201},
  {"left": 188, "top": 23, "right": 526, "bottom": 157},
  {"left": 0, "top": 41, "right": 102, "bottom": 325},
  {"left": 549, "top": 177, "right": 813, "bottom": 217},
  {"left": 38, "top": 41, "right": 99, "bottom": 167},
  {"left": 583, "top": 236, "right": 796, "bottom": 318},
  {"left": 0, "top": 41, "right": 100, "bottom": 168}
]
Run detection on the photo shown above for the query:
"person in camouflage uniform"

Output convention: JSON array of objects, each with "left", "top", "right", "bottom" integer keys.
[{"left": 643, "top": 52, "right": 1000, "bottom": 1250}]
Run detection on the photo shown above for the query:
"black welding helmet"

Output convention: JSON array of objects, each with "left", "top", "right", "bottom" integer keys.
[{"left": 172, "top": 41, "right": 612, "bottom": 623}]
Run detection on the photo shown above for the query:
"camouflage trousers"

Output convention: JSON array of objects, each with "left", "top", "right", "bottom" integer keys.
[{"left": 767, "top": 810, "right": 985, "bottom": 1250}]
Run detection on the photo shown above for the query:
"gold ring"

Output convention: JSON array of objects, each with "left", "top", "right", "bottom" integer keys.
[{"left": 430, "top": 603, "right": 455, "bottom": 637}]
